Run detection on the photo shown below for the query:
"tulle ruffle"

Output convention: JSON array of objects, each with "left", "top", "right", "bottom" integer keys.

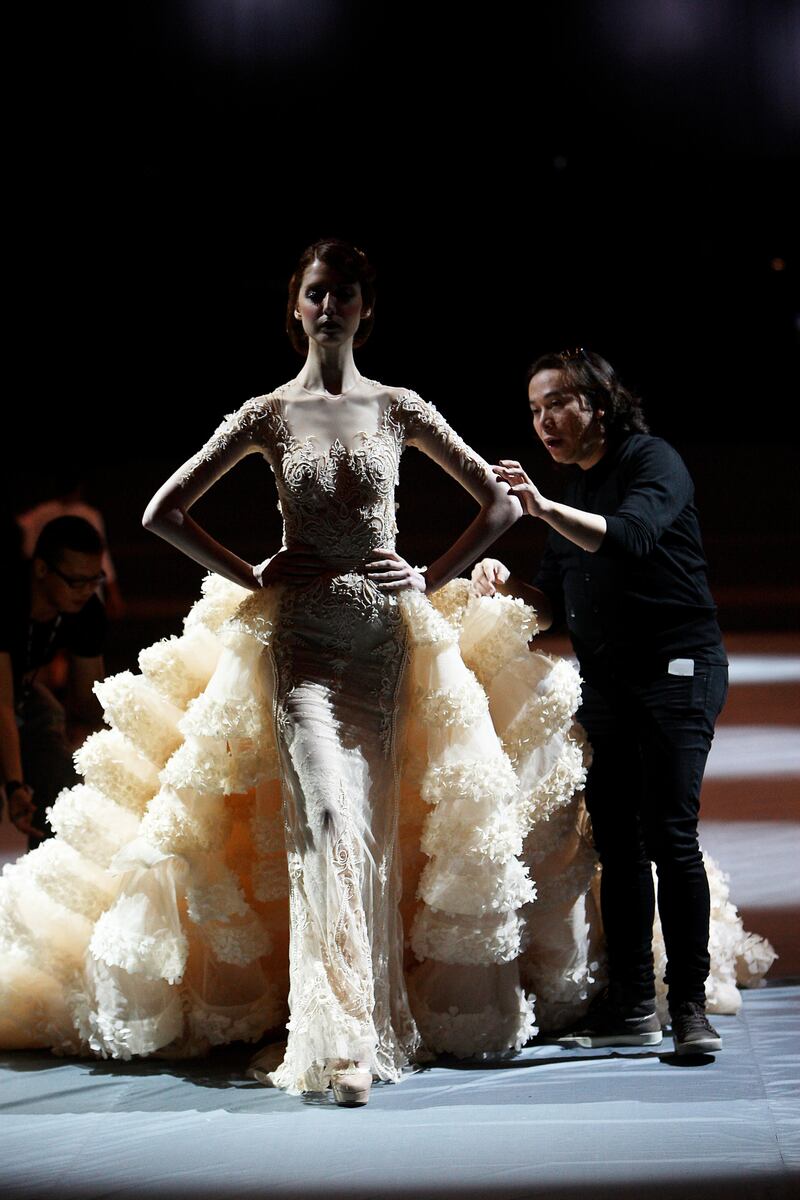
[
  {"left": 0, "top": 573, "right": 775, "bottom": 1079},
  {"left": 408, "top": 960, "right": 537, "bottom": 1057}
]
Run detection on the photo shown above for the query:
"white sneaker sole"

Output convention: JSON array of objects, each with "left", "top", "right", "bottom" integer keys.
[
  {"left": 673, "top": 1036, "right": 722, "bottom": 1055},
  {"left": 558, "top": 1031, "right": 663, "bottom": 1048}
]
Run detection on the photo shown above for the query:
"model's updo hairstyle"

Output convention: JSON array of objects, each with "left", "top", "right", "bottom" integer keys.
[
  {"left": 286, "top": 239, "right": 377, "bottom": 355},
  {"left": 527, "top": 348, "right": 649, "bottom": 438}
]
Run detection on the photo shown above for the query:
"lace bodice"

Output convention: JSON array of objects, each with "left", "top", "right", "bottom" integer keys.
[
  {"left": 268, "top": 398, "right": 401, "bottom": 565},
  {"left": 172, "top": 384, "right": 494, "bottom": 568}
]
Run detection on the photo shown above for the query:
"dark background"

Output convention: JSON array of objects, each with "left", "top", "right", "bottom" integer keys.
[{"left": 8, "top": 0, "right": 800, "bottom": 625}]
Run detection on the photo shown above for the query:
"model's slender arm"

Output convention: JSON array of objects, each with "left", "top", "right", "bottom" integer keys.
[
  {"left": 369, "top": 395, "right": 522, "bottom": 595},
  {"left": 423, "top": 497, "right": 522, "bottom": 593},
  {"left": 493, "top": 460, "right": 606, "bottom": 553},
  {"left": 143, "top": 400, "right": 329, "bottom": 590},
  {"left": 142, "top": 403, "right": 268, "bottom": 590}
]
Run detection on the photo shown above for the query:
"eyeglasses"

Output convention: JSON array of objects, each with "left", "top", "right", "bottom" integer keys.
[{"left": 48, "top": 565, "right": 107, "bottom": 590}]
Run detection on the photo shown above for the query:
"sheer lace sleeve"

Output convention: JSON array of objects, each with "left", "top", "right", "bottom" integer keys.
[
  {"left": 392, "top": 392, "right": 496, "bottom": 504},
  {"left": 168, "top": 397, "right": 273, "bottom": 508}
]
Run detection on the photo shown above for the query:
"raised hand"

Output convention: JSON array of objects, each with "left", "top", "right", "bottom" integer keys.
[
  {"left": 366, "top": 548, "right": 427, "bottom": 594},
  {"left": 492, "top": 460, "right": 549, "bottom": 519}
]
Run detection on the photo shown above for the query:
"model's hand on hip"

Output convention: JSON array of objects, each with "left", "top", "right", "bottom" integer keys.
[{"left": 366, "top": 549, "right": 426, "bottom": 593}]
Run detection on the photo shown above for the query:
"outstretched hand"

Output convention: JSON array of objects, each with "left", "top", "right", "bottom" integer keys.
[
  {"left": 254, "top": 546, "right": 330, "bottom": 588},
  {"left": 366, "top": 548, "right": 427, "bottom": 594},
  {"left": 471, "top": 558, "right": 510, "bottom": 597},
  {"left": 492, "top": 461, "right": 550, "bottom": 519}
]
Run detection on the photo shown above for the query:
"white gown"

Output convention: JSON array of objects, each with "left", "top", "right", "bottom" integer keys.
[{"left": 0, "top": 387, "right": 775, "bottom": 1092}]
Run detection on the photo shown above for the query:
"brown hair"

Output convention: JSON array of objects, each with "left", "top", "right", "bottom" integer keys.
[
  {"left": 527, "top": 348, "right": 649, "bottom": 437},
  {"left": 286, "top": 239, "right": 377, "bottom": 355}
]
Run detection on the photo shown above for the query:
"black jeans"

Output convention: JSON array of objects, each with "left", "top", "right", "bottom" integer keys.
[
  {"left": 18, "top": 682, "right": 78, "bottom": 851},
  {"left": 577, "top": 661, "right": 728, "bottom": 1010}
]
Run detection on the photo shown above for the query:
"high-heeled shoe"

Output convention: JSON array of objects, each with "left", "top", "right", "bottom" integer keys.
[{"left": 330, "top": 1061, "right": 372, "bottom": 1107}]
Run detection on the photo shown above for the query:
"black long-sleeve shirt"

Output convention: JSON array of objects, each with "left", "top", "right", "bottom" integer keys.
[{"left": 534, "top": 434, "right": 726, "bottom": 680}]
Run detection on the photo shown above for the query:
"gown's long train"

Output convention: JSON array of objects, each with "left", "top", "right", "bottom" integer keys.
[
  {"left": 0, "top": 391, "right": 775, "bottom": 1092},
  {"left": 0, "top": 575, "right": 774, "bottom": 1081}
]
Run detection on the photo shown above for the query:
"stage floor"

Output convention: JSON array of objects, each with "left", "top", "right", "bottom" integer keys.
[
  {"left": 2, "top": 632, "right": 798, "bottom": 1198},
  {"left": 1, "top": 983, "right": 798, "bottom": 1200}
]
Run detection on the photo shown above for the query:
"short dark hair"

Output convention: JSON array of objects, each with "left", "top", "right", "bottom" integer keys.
[
  {"left": 528, "top": 348, "right": 649, "bottom": 438},
  {"left": 286, "top": 239, "right": 377, "bottom": 355},
  {"left": 33, "top": 516, "right": 104, "bottom": 566}
]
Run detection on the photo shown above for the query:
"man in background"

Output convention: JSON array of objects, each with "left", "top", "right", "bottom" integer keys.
[
  {"left": 17, "top": 472, "right": 125, "bottom": 619},
  {"left": 1, "top": 517, "right": 107, "bottom": 849}
]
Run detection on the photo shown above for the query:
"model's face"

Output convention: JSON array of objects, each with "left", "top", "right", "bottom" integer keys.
[
  {"left": 528, "top": 369, "right": 605, "bottom": 468},
  {"left": 36, "top": 549, "right": 104, "bottom": 614},
  {"left": 294, "top": 260, "right": 367, "bottom": 348}
]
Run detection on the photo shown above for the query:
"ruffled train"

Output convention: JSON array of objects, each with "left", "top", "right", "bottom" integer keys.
[{"left": 0, "top": 576, "right": 776, "bottom": 1082}]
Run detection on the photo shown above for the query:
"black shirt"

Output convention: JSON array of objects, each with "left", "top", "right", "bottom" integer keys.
[
  {"left": 534, "top": 434, "right": 726, "bottom": 679},
  {"left": 0, "top": 564, "right": 107, "bottom": 694}
]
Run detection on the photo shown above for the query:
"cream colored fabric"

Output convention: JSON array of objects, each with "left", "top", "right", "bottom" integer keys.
[{"left": 0, "top": 388, "right": 774, "bottom": 1090}]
